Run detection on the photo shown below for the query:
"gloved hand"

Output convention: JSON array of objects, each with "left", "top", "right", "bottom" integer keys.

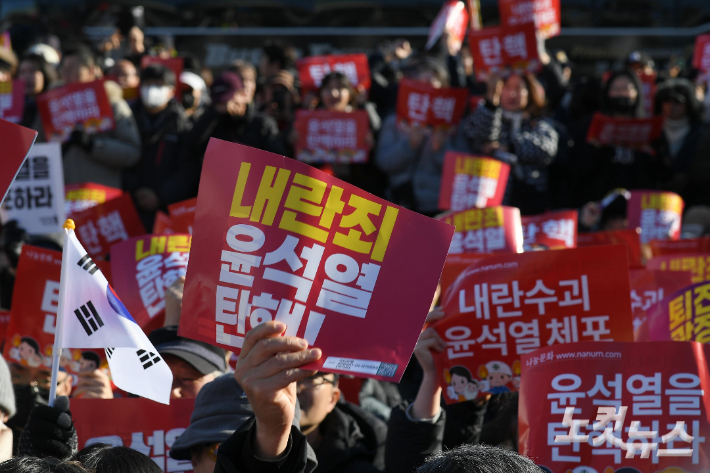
[
  {"left": 19, "top": 396, "right": 78, "bottom": 460},
  {"left": 62, "top": 129, "right": 94, "bottom": 154}
]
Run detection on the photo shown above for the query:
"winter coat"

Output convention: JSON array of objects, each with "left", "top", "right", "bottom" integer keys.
[
  {"left": 385, "top": 403, "right": 446, "bottom": 473},
  {"left": 62, "top": 81, "right": 142, "bottom": 188}
]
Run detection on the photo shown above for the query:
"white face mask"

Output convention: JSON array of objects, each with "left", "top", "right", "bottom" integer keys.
[{"left": 140, "top": 85, "right": 172, "bottom": 109}]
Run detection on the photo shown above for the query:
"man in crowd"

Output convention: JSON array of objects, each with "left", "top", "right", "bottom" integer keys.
[{"left": 59, "top": 44, "right": 141, "bottom": 188}]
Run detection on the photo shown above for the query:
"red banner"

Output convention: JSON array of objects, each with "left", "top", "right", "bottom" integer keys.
[
  {"left": 0, "top": 80, "right": 25, "bottom": 123},
  {"left": 0, "top": 310, "right": 10, "bottom": 348},
  {"left": 141, "top": 57, "right": 184, "bottom": 84},
  {"left": 297, "top": 54, "right": 371, "bottom": 96},
  {"left": 432, "top": 245, "right": 634, "bottom": 404},
  {"left": 73, "top": 193, "right": 146, "bottom": 259},
  {"left": 395, "top": 78, "right": 469, "bottom": 127},
  {"left": 65, "top": 182, "right": 123, "bottom": 216},
  {"left": 438, "top": 206, "right": 523, "bottom": 254},
  {"left": 522, "top": 210, "right": 578, "bottom": 251},
  {"left": 153, "top": 211, "right": 175, "bottom": 235},
  {"left": 36, "top": 80, "right": 115, "bottom": 142},
  {"left": 629, "top": 269, "right": 693, "bottom": 342},
  {"left": 519, "top": 341, "right": 710, "bottom": 472},
  {"left": 179, "top": 140, "right": 454, "bottom": 382},
  {"left": 577, "top": 229, "right": 644, "bottom": 269},
  {"left": 627, "top": 190, "right": 684, "bottom": 244},
  {"left": 648, "top": 280, "right": 710, "bottom": 344},
  {"left": 110, "top": 234, "right": 190, "bottom": 330},
  {"left": 438, "top": 152, "right": 510, "bottom": 211},
  {"left": 167, "top": 198, "right": 196, "bottom": 235},
  {"left": 650, "top": 237, "right": 710, "bottom": 258},
  {"left": 294, "top": 109, "right": 370, "bottom": 164},
  {"left": 586, "top": 112, "right": 664, "bottom": 147},
  {"left": 0, "top": 118, "right": 37, "bottom": 204},
  {"left": 3, "top": 245, "right": 105, "bottom": 379},
  {"left": 693, "top": 33, "right": 710, "bottom": 73},
  {"left": 498, "top": 0, "right": 561, "bottom": 39},
  {"left": 647, "top": 254, "right": 710, "bottom": 284},
  {"left": 468, "top": 23, "right": 541, "bottom": 74},
  {"left": 73, "top": 398, "right": 194, "bottom": 472},
  {"left": 425, "top": 0, "right": 470, "bottom": 52}
]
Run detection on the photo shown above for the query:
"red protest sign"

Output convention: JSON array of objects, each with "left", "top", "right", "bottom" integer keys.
[
  {"left": 440, "top": 254, "right": 491, "bottom": 302},
  {"left": 294, "top": 109, "right": 370, "bottom": 164},
  {"left": 438, "top": 206, "right": 523, "bottom": 254},
  {"left": 36, "top": 80, "right": 115, "bottom": 143},
  {"left": 577, "top": 229, "right": 643, "bottom": 269},
  {"left": 297, "top": 54, "right": 370, "bottom": 97},
  {"left": 438, "top": 152, "right": 510, "bottom": 211},
  {"left": 0, "top": 118, "right": 37, "bottom": 204},
  {"left": 0, "top": 310, "right": 10, "bottom": 347},
  {"left": 519, "top": 341, "right": 710, "bottom": 472},
  {"left": 627, "top": 190, "right": 684, "bottom": 244},
  {"left": 629, "top": 269, "right": 693, "bottom": 341},
  {"left": 425, "top": 0, "right": 470, "bottom": 52},
  {"left": 498, "top": 0, "right": 561, "bottom": 39},
  {"left": 395, "top": 78, "right": 469, "bottom": 128},
  {"left": 693, "top": 34, "right": 710, "bottom": 73},
  {"left": 650, "top": 237, "right": 710, "bottom": 258},
  {"left": 0, "top": 80, "right": 25, "bottom": 123},
  {"left": 167, "top": 198, "right": 196, "bottom": 234},
  {"left": 432, "top": 245, "right": 634, "bottom": 404},
  {"left": 153, "top": 211, "right": 175, "bottom": 235},
  {"left": 648, "top": 280, "right": 710, "bottom": 343},
  {"left": 521, "top": 210, "right": 578, "bottom": 251},
  {"left": 179, "top": 139, "right": 454, "bottom": 382},
  {"left": 468, "top": 23, "right": 541, "bottom": 75},
  {"left": 3, "top": 245, "right": 105, "bottom": 378},
  {"left": 73, "top": 193, "right": 146, "bottom": 259},
  {"left": 73, "top": 398, "right": 194, "bottom": 472},
  {"left": 110, "top": 234, "right": 191, "bottom": 330},
  {"left": 586, "top": 112, "right": 664, "bottom": 147},
  {"left": 647, "top": 253, "right": 710, "bottom": 284},
  {"left": 639, "top": 71, "right": 657, "bottom": 117},
  {"left": 65, "top": 182, "right": 123, "bottom": 216}
]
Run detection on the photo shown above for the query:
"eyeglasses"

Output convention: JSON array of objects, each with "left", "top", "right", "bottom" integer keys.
[{"left": 297, "top": 375, "right": 336, "bottom": 391}]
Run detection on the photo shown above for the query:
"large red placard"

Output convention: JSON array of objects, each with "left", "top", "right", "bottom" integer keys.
[
  {"left": 438, "top": 152, "right": 510, "bottom": 211},
  {"left": 438, "top": 206, "right": 523, "bottom": 255},
  {"left": 395, "top": 78, "right": 469, "bottom": 128},
  {"left": 179, "top": 140, "right": 454, "bottom": 382},
  {"left": 521, "top": 210, "right": 578, "bottom": 251}
]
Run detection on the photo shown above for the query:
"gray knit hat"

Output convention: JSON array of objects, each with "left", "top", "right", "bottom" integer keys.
[{"left": 0, "top": 355, "right": 16, "bottom": 418}]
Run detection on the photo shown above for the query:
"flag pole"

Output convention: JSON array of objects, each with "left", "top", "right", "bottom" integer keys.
[{"left": 48, "top": 219, "right": 75, "bottom": 407}]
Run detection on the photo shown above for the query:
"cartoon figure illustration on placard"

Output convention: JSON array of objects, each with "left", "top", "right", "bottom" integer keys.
[
  {"left": 478, "top": 360, "right": 515, "bottom": 394},
  {"left": 11, "top": 336, "right": 44, "bottom": 368},
  {"left": 445, "top": 365, "right": 480, "bottom": 401}
]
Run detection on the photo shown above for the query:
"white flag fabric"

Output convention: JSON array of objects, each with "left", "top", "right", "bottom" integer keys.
[{"left": 57, "top": 228, "right": 172, "bottom": 404}]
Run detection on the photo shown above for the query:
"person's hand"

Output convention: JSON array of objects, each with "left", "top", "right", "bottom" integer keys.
[
  {"left": 134, "top": 187, "right": 160, "bottom": 212},
  {"left": 18, "top": 396, "right": 78, "bottom": 460},
  {"left": 414, "top": 308, "right": 446, "bottom": 376},
  {"left": 164, "top": 275, "right": 185, "bottom": 326},
  {"left": 73, "top": 369, "right": 114, "bottom": 399},
  {"left": 486, "top": 73, "right": 504, "bottom": 107},
  {"left": 234, "top": 322, "right": 321, "bottom": 459},
  {"left": 580, "top": 201, "right": 601, "bottom": 229}
]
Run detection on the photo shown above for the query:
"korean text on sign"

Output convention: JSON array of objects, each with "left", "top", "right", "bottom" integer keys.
[
  {"left": 4, "top": 143, "right": 66, "bottom": 234},
  {"left": 647, "top": 280, "right": 710, "bottom": 343},
  {"left": 629, "top": 269, "right": 693, "bottom": 338},
  {"left": 297, "top": 54, "right": 371, "bottom": 96},
  {"left": 294, "top": 109, "right": 370, "bottom": 164},
  {"left": 65, "top": 183, "right": 123, "bottom": 216},
  {"left": 648, "top": 254, "right": 710, "bottom": 284},
  {"left": 0, "top": 79, "right": 25, "bottom": 123},
  {"left": 395, "top": 78, "right": 469, "bottom": 128},
  {"left": 110, "top": 235, "right": 191, "bottom": 329},
  {"left": 179, "top": 139, "right": 454, "bottom": 382},
  {"left": 521, "top": 210, "right": 578, "bottom": 251},
  {"left": 431, "top": 245, "right": 635, "bottom": 404},
  {"left": 498, "top": 0, "right": 561, "bottom": 39},
  {"left": 438, "top": 152, "right": 510, "bottom": 211},
  {"left": 520, "top": 341, "right": 710, "bottom": 471},
  {"left": 627, "top": 191, "right": 684, "bottom": 244},
  {"left": 468, "top": 22, "right": 541, "bottom": 75},
  {"left": 439, "top": 206, "right": 524, "bottom": 254},
  {"left": 586, "top": 113, "right": 664, "bottom": 147}
]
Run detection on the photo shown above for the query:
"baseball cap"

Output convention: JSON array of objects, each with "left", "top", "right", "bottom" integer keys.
[
  {"left": 210, "top": 72, "right": 243, "bottom": 104},
  {"left": 148, "top": 326, "right": 226, "bottom": 375}
]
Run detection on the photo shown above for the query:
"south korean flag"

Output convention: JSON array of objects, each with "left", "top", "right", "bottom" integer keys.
[{"left": 57, "top": 226, "right": 172, "bottom": 404}]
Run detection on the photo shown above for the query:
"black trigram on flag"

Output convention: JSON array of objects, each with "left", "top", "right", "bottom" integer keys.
[
  {"left": 105, "top": 348, "right": 114, "bottom": 359},
  {"left": 77, "top": 254, "right": 99, "bottom": 275},
  {"left": 75, "top": 301, "right": 104, "bottom": 336},
  {"left": 137, "top": 349, "right": 161, "bottom": 369}
]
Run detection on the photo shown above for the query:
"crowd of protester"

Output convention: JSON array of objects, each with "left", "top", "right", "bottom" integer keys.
[{"left": 0, "top": 17, "right": 708, "bottom": 473}]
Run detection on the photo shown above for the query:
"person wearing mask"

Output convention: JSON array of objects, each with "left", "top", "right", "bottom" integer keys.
[
  {"left": 572, "top": 69, "right": 659, "bottom": 205},
  {"left": 148, "top": 326, "right": 226, "bottom": 399},
  {"left": 0, "top": 47, "right": 16, "bottom": 83},
  {"left": 18, "top": 53, "right": 57, "bottom": 133},
  {"left": 179, "top": 70, "right": 208, "bottom": 123},
  {"left": 123, "top": 64, "right": 195, "bottom": 230},
  {"left": 375, "top": 59, "right": 450, "bottom": 212},
  {"left": 59, "top": 44, "right": 141, "bottom": 188},
  {"left": 652, "top": 78, "right": 704, "bottom": 204},
  {"left": 454, "top": 72, "right": 558, "bottom": 215},
  {"left": 185, "top": 71, "right": 286, "bottom": 165}
]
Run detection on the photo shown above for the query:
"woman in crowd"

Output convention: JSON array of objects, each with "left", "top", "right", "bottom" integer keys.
[{"left": 18, "top": 53, "right": 57, "bottom": 134}]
